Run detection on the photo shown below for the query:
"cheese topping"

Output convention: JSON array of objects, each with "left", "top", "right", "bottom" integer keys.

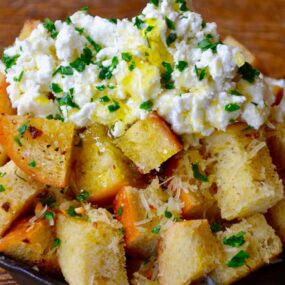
[{"left": 0, "top": 0, "right": 281, "bottom": 139}]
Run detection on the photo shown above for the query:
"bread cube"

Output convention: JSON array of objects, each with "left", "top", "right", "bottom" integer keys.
[
  {"left": 165, "top": 149, "right": 218, "bottom": 219},
  {"left": 158, "top": 220, "right": 222, "bottom": 285},
  {"left": 0, "top": 144, "right": 8, "bottom": 167},
  {"left": 210, "top": 214, "right": 282, "bottom": 285},
  {"left": 0, "top": 160, "right": 44, "bottom": 236},
  {"left": 114, "top": 178, "right": 182, "bottom": 258},
  {"left": 223, "top": 35, "right": 258, "bottom": 67},
  {"left": 0, "top": 217, "right": 59, "bottom": 273},
  {"left": 132, "top": 274, "right": 158, "bottom": 285},
  {"left": 205, "top": 123, "right": 283, "bottom": 220},
  {"left": 56, "top": 208, "right": 128, "bottom": 285},
  {"left": 0, "top": 73, "right": 15, "bottom": 115},
  {"left": 72, "top": 124, "right": 143, "bottom": 204},
  {"left": 19, "top": 20, "right": 40, "bottom": 41},
  {"left": 267, "top": 199, "right": 285, "bottom": 244},
  {"left": 116, "top": 113, "right": 182, "bottom": 173},
  {"left": 0, "top": 115, "right": 75, "bottom": 187}
]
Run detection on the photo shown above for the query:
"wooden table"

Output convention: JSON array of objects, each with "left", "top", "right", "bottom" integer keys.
[{"left": 0, "top": 0, "right": 284, "bottom": 284}]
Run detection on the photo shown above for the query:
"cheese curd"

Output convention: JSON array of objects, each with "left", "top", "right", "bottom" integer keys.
[{"left": 0, "top": 0, "right": 278, "bottom": 139}]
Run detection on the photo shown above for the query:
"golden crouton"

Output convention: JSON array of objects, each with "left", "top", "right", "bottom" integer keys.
[
  {"left": 0, "top": 217, "right": 59, "bottom": 273},
  {"left": 0, "top": 160, "right": 44, "bottom": 236},
  {"left": 0, "top": 115, "right": 75, "bottom": 187},
  {"left": 158, "top": 220, "right": 222, "bottom": 285},
  {"left": 116, "top": 113, "right": 182, "bottom": 174},
  {"left": 205, "top": 123, "right": 283, "bottom": 220},
  {"left": 0, "top": 73, "right": 16, "bottom": 115},
  {"left": 0, "top": 144, "right": 8, "bottom": 167},
  {"left": 210, "top": 214, "right": 282, "bottom": 285},
  {"left": 114, "top": 179, "right": 182, "bottom": 258},
  {"left": 165, "top": 149, "right": 218, "bottom": 219},
  {"left": 72, "top": 125, "right": 143, "bottom": 204},
  {"left": 19, "top": 20, "right": 41, "bottom": 41},
  {"left": 56, "top": 208, "right": 128, "bottom": 285},
  {"left": 223, "top": 35, "right": 258, "bottom": 68}
]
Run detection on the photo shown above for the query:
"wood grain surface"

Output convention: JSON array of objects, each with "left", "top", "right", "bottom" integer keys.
[{"left": 0, "top": 0, "right": 284, "bottom": 284}]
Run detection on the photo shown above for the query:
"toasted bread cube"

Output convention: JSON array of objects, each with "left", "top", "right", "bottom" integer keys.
[
  {"left": 210, "top": 214, "right": 282, "bottom": 285},
  {"left": 114, "top": 179, "right": 182, "bottom": 258},
  {"left": 116, "top": 113, "right": 182, "bottom": 173},
  {"left": 132, "top": 274, "right": 158, "bottom": 285},
  {"left": 158, "top": 220, "right": 222, "bottom": 285},
  {"left": 0, "top": 144, "right": 8, "bottom": 166},
  {"left": 56, "top": 208, "right": 128, "bottom": 285},
  {"left": 267, "top": 199, "right": 285, "bottom": 245},
  {"left": 0, "top": 115, "right": 75, "bottom": 187},
  {"left": 73, "top": 125, "right": 143, "bottom": 204},
  {"left": 0, "top": 217, "right": 59, "bottom": 273},
  {"left": 19, "top": 19, "right": 40, "bottom": 41},
  {"left": 0, "top": 73, "right": 16, "bottom": 115},
  {"left": 0, "top": 161, "right": 44, "bottom": 236},
  {"left": 205, "top": 123, "right": 283, "bottom": 220},
  {"left": 223, "top": 35, "right": 258, "bottom": 67},
  {"left": 266, "top": 123, "right": 285, "bottom": 173},
  {"left": 166, "top": 150, "right": 218, "bottom": 219}
]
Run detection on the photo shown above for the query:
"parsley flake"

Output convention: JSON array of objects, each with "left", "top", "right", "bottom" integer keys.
[
  {"left": 192, "top": 163, "right": 208, "bottom": 182},
  {"left": 43, "top": 18, "right": 58, "bottom": 39},
  {"left": 99, "top": 96, "right": 110, "bottom": 103},
  {"left": 18, "top": 123, "right": 29, "bottom": 137},
  {"left": 96, "top": 85, "right": 106, "bottom": 91},
  {"left": 2, "top": 53, "right": 20, "bottom": 71},
  {"left": 66, "top": 205, "right": 82, "bottom": 217},
  {"left": 166, "top": 33, "right": 177, "bottom": 47},
  {"left": 129, "top": 62, "right": 136, "bottom": 71},
  {"left": 108, "top": 101, "right": 120, "bottom": 112},
  {"left": 14, "top": 136, "right": 22, "bottom": 147},
  {"left": 44, "top": 211, "right": 55, "bottom": 222},
  {"left": 134, "top": 17, "right": 145, "bottom": 30},
  {"left": 76, "top": 191, "right": 90, "bottom": 202},
  {"left": 227, "top": 250, "right": 249, "bottom": 268},
  {"left": 152, "top": 225, "right": 161, "bottom": 234},
  {"left": 50, "top": 83, "right": 63, "bottom": 94},
  {"left": 118, "top": 205, "right": 124, "bottom": 217},
  {"left": 176, "top": 61, "right": 188, "bottom": 72},
  {"left": 225, "top": 103, "right": 240, "bottom": 112},
  {"left": 176, "top": 0, "right": 189, "bottom": 11},
  {"left": 80, "top": 6, "right": 89, "bottom": 11},
  {"left": 53, "top": 66, "right": 74, "bottom": 77},
  {"left": 194, "top": 65, "right": 207, "bottom": 81},
  {"left": 52, "top": 238, "right": 61, "bottom": 248},
  {"left": 223, "top": 232, "right": 246, "bottom": 247},
  {"left": 197, "top": 34, "right": 218, "bottom": 53},
  {"left": 165, "top": 17, "right": 175, "bottom": 30},
  {"left": 99, "top": 56, "right": 119, "bottom": 80},
  {"left": 0, "top": 185, "right": 5, "bottom": 192},
  {"left": 57, "top": 89, "right": 79, "bottom": 109},
  {"left": 0, "top": 172, "right": 6, "bottom": 178},
  {"left": 238, "top": 62, "right": 260, "bottom": 83},
  {"left": 46, "top": 114, "right": 64, "bottom": 122},
  {"left": 230, "top": 89, "right": 242, "bottom": 96},
  {"left": 109, "top": 18, "right": 118, "bottom": 24},
  {"left": 65, "top": 16, "right": 72, "bottom": 25},
  {"left": 140, "top": 100, "right": 153, "bottom": 111},
  {"left": 150, "top": 0, "right": 159, "bottom": 7},
  {"left": 13, "top": 71, "right": 24, "bottom": 82},
  {"left": 86, "top": 36, "right": 102, "bottom": 53},
  {"left": 122, "top": 52, "right": 132, "bottom": 62},
  {"left": 164, "top": 210, "right": 173, "bottom": 219},
  {"left": 161, "top": 61, "right": 175, "bottom": 89},
  {"left": 28, "top": 160, "right": 37, "bottom": 168},
  {"left": 211, "top": 222, "right": 222, "bottom": 233}
]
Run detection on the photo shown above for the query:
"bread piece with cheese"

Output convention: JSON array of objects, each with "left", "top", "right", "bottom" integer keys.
[
  {"left": 165, "top": 149, "right": 218, "bottom": 219},
  {"left": 210, "top": 214, "right": 282, "bottom": 285},
  {"left": 223, "top": 35, "right": 258, "bottom": 68},
  {"left": 0, "top": 73, "right": 15, "bottom": 115},
  {"left": 56, "top": 208, "right": 128, "bottom": 285},
  {"left": 0, "top": 144, "right": 8, "bottom": 167},
  {"left": 72, "top": 124, "right": 144, "bottom": 204},
  {"left": 114, "top": 178, "right": 182, "bottom": 258},
  {"left": 205, "top": 123, "right": 283, "bottom": 220},
  {"left": 0, "top": 217, "right": 59, "bottom": 273},
  {"left": 158, "top": 220, "right": 222, "bottom": 285},
  {"left": 0, "top": 160, "right": 45, "bottom": 236},
  {"left": 19, "top": 19, "right": 41, "bottom": 40},
  {"left": 0, "top": 115, "right": 75, "bottom": 187},
  {"left": 116, "top": 113, "right": 182, "bottom": 174}
]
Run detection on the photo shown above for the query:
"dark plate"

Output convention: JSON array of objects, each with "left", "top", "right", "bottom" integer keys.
[{"left": 0, "top": 253, "right": 285, "bottom": 285}]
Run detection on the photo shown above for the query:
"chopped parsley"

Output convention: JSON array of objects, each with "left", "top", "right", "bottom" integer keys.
[
  {"left": 70, "top": 47, "right": 93, "bottom": 73},
  {"left": 52, "top": 238, "right": 61, "bottom": 248},
  {"left": 99, "top": 56, "right": 119, "bottom": 80},
  {"left": 176, "top": 0, "right": 189, "bottom": 11},
  {"left": 238, "top": 62, "right": 260, "bottom": 83},
  {"left": 53, "top": 65, "right": 74, "bottom": 77},
  {"left": 2, "top": 53, "right": 20, "bottom": 71},
  {"left": 50, "top": 83, "right": 63, "bottom": 94},
  {"left": 165, "top": 17, "right": 175, "bottom": 30},
  {"left": 122, "top": 52, "right": 132, "bottom": 62},
  {"left": 99, "top": 96, "right": 110, "bottom": 103},
  {"left": 28, "top": 160, "right": 37, "bottom": 168},
  {"left": 152, "top": 225, "right": 161, "bottom": 234},
  {"left": 80, "top": 6, "right": 89, "bottom": 11},
  {"left": 44, "top": 211, "right": 55, "bottom": 222},
  {"left": 14, "top": 136, "right": 22, "bottom": 147},
  {"left": 56, "top": 88, "right": 79, "bottom": 109},
  {"left": 211, "top": 222, "right": 222, "bottom": 233},
  {"left": 145, "top": 26, "right": 154, "bottom": 47},
  {"left": 225, "top": 103, "right": 241, "bottom": 112},
  {"left": 0, "top": 185, "right": 5, "bottom": 192},
  {"left": 18, "top": 123, "right": 29, "bottom": 137},
  {"left": 66, "top": 205, "right": 82, "bottom": 217},
  {"left": 150, "top": 0, "right": 159, "bottom": 7},
  {"left": 227, "top": 250, "right": 250, "bottom": 268},
  {"left": 230, "top": 89, "right": 242, "bottom": 96},
  {"left": 40, "top": 194, "right": 56, "bottom": 207},
  {"left": 176, "top": 61, "right": 188, "bottom": 72},
  {"left": 46, "top": 114, "right": 64, "bottom": 122},
  {"left": 118, "top": 205, "right": 123, "bottom": 217},
  {"left": 75, "top": 27, "right": 84, "bottom": 34},
  {"left": 134, "top": 17, "right": 145, "bottom": 30},
  {"left": 108, "top": 18, "right": 118, "bottom": 24},
  {"left": 223, "top": 232, "right": 246, "bottom": 247},
  {"left": 161, "top": 61, "right": 174, "bottom": 89},
  {"left": 108, "top": 101, "right": 120, "bottom": 112},
  {"left": 0, "top": 172, "right": 6, "bottom": 178},
  {"left": 96, "top": 85, "right": 106, "bottom": 91},
  {"left": 140, "top": 100, "right": 154, "bottom": 112},
  {"left": 86, "top": 36, "right": 102, "bottom": 53},
  {"left": 192, "top": 163, "right": 208, "bottom": 182},
  {"left": 164, "top": 210, "right": 173, "bottom": 219},
  {"left": 194, "top": 65, "right": 207, "bottom": 81},
  {"left": 201, "top": 20, "right": 207, "bottom": 28},
  {"left": 76, "top": 190, "right": 90, "bottom": 202},
  {"left": 43, "top": 18, "right": 58, "bottom": 39},
  {"left": 166, "top": 33, "right": 177, "bottom": 47},
  {"left": 129, "top": 62, "right": 136, "bottom": 71},
  {"left": 13, "top": 71, "right": 24, "bottom": 82},
  {"left": 197, "top": 34, "right": 218, "bottom": 53},
  {"left": 65, "top": 16, "right": 72, "bottom": 25}
]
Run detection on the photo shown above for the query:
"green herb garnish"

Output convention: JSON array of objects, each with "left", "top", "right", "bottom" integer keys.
[
  {"left": 0, "top": 185, "right": 5, "bottom": 192},
  {"left": 0, "top": 172, "right": 6, "bottom": 178},
  {"left": 118, "top": 205, "right": 123, "bottom": 217},
  {"left": 176, "top": 0, "right": 189, "bottom": 11},
  {"left": 211, "top": 222, "right": 222, "bottom": 233},
  {"left": 176, "top": 61, "right": 188, "bottom": 72},
  {"left": 134, "top": 17, "right": 145, "bottom": 30},
  {"left": 140, "top": 100, "right": 154, "bottom": 111},
  {"left": 230, "top": 89, "right": 242, "bottom": 96},
  {"left": 52, "top": 238, "right": 61, "bottom": 248},
  {"left": 13, "top": 71, "right": 24, "bottom": 82},
  {"left": 150, "top": 0, "right": 159, "bottom": 7},
  {"left": 225, "top": 103, "right": 241, "bottom": 112},
  {"left": 14, "top": 136, "right": 22, "bottom": 147},
  {"left": 65, "top": 16, "right": 72, "bottom": 25},
  {"left": 43, "top": 18, "right": 58, "bottom": 39},
  {"left": 76, "top": 191, "right": 90, "bottom": 202},
  {"left": 238, "top": 62, "right": 260, "bottom": 83},
  {"left": 165, "top": 17, "right": 175, "bottom": 30},
  {"left": 53, "top": 65, "right": 74, "bottom": 77},
  {"left": 194, "top": 65, "right": 207, "bottom": 81},
  {"left": 166, "top": 33, "right": 177, "bottom": 47},
  {"left": 96, "top": 85, "right": 106, "bottom": 91},
  {"left": 164, "top": 210, "right": 173, "bottom": 219},
  {"left": 44, "top": 211, "right": 55, "bottom": 222},
  {"left": 108, "top": 18, "right": 118, "bottom": 24},
  {"left": 122, "top": 52, "right": 132, "bottom": 62},
  {"left": 66, "top": 205, "right": 82, "bottom": 217},
  {"left": 2, "top": 53, "right": 20, "bottom": 71},
  {"left": 197, "top": 34, "right": 218, "bottom": 53},
  {"left": 50, "top": 83, "right": 63, "bottom": 94},
  {"left": 227, "top": 250, "right": 249, "bottom": 268},
  {"left": 99, "top": 56, "right": 119, "bottom": 80},
  {"left": 152, "top": 225, "right": 161, "bottom": 234},
  {"left": 28, "top": 160, "right": 37, "bottom": 168},
  {"left": 99, "top": 96, "right": 111, "bottom": 103},
  {"left": 18, "top": 123, "right": 29, "bottom": 137},
  {"left": 192, "top": 163, "right": 208, "bottom": 182},
  {"left": 223, "top": 232, "right": 246, "bottom": 247},
  {"left": 46, "top": 114, "right": 64, "bottom": 122},
  {"left": 108, "top": 101, "right": 120, "bottom": 112},
  {"left": 57, "top": 89, "right": 79, "bottom": 109}
]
